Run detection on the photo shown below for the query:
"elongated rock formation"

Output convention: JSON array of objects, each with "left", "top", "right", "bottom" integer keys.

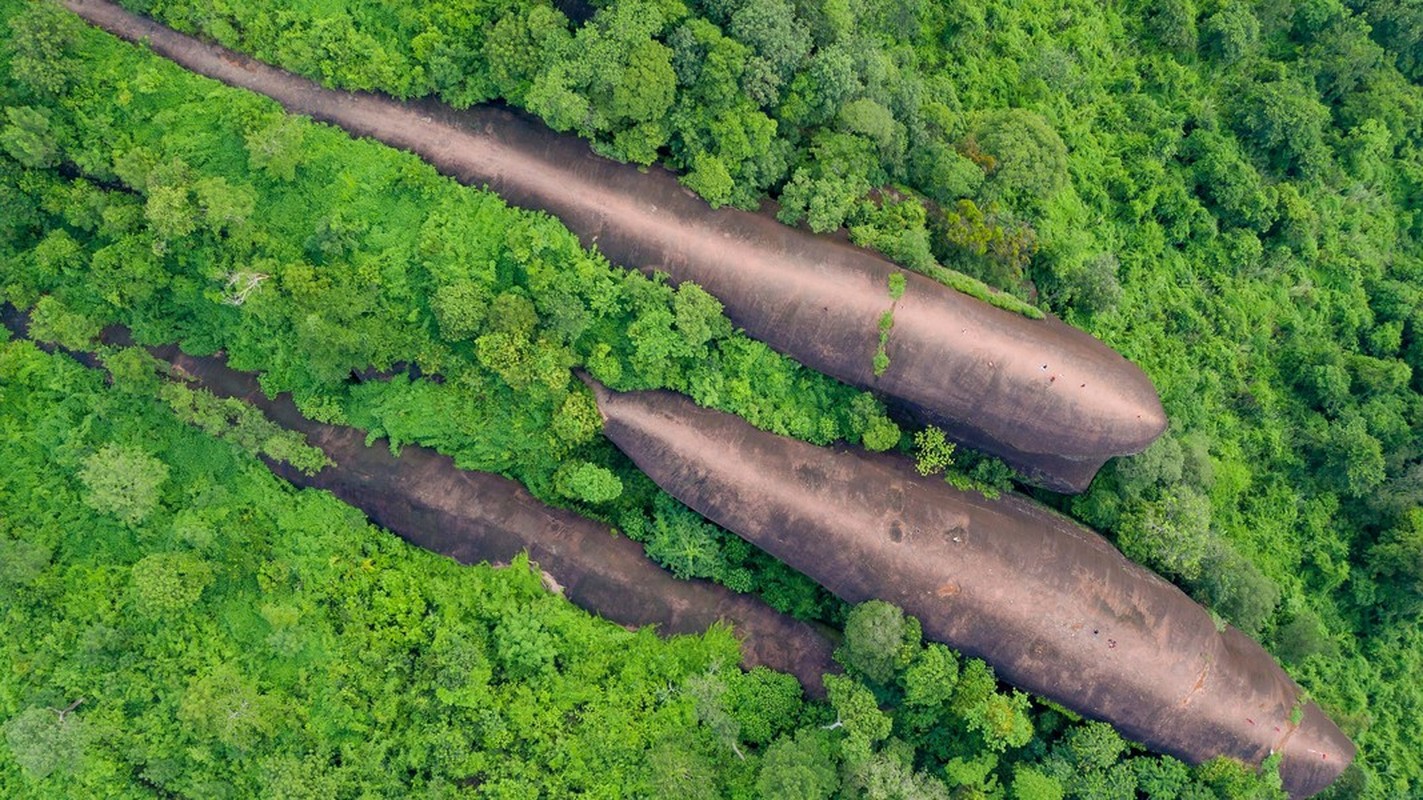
[
  {"left": 584, "top": 378, "right": 1354, "bottom": 798},
  {"left": 0, "top": 306, "right": 837, "bottom": 695},
  {"left": 64, "top": 0, "right": 1166, "bottom": 492}
]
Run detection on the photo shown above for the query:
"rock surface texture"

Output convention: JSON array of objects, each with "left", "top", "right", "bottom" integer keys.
[
  {"left": 64, "top": 0, "right": 1167, "bottom": 492},
  {"left": 586, "top": 378, "right": 1354, "bottom": 798}
]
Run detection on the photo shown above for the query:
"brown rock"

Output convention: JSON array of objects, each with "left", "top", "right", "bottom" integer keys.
[
  {"left": 586, "top": 377, "right": 1353, "bottom": 798},
  {"left": 62, "top": 0, "right": 1165, "bottom": 492}
]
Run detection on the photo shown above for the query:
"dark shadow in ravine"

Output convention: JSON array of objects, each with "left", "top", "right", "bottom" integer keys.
[
  {"left": 62, "top": 0, "right": 1167, "bottom": 494},
  {"left": 0, "top": 306, "right": 838, "bottom": 696}
]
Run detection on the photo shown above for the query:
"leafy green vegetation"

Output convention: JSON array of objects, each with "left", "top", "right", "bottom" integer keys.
[
  {"left": 913, "top": 426, "right": 958, "bottom": 478},
  {"left": 874, "top": 308, "right": 893, "bottom": 376},
  {"left": 1, "top": 0, "right": 917, "bottom": 623},
  {"left": 4, "top": 0, "right": 1422, "bottom": 794},
  {"left": 0, "top": 337, "right": 1285, "bottom": 797},
  {"left": 0, "top": 335, "right": 746, "bottom": 795}
]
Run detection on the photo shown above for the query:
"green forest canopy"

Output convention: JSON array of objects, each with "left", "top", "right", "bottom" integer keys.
[
  {"left": 0, "top": 329, "right": 1288, "bottom": 797},
  {"left": 3, "top": 0, "right": 1423, "bottom": 795}
]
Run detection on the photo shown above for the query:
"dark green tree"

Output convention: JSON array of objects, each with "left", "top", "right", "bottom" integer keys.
[
  {"left": 0, "top": 105, "right": 60, "bottom": 168},
  {"left": 484, "top": 5, "right": 572, "bottom": 105},
  {"left": 1351, "top": 0, "right": 1423, "bottom": 80},
  {"left": 130, "top": 552, "right": 215, "bottom": 616},
  {"left": 1231, "top": 78, "right": 1331, "bottom": 177},
  {"left": 493, "top": 608, "right": 558, "bottom": 679},
  {"left": 756, "top": 729, "right": 839, "bottom": 800},
  {"left": 1185, "top": 130, "right": 1277, "bottom": 231},
  {"left": 4, "top": 1, "right": 84, "bottom": 96},
  {"left": 1143, "top": 0, "right": 1199, "bottom": 55},
  {"left": 1369, "top": 508, "right": 1423, "bottom": 615},
  {"left": 430, "top": 281, "right": 489, "bottom": 342},
  {"left": 839, "top": 599, "right": 920, "bottom": 684},
  {"left": 776, "top": 131, "right": 881, "bottom": 232},
  {"left": 0, "top": 538, "right": 51, "bottom": 586},
  {"left": 726, "top": 666, "right": 802, "bottom": 745},
  {"left": 970, "top": 109, "right": 1069, "bottom": 216},
  {"left": 1202, "top": 3, "right": 1261, "bottom": 63},
  {"left": 727, "top": 0, "right": 810, "bottom": 105}
]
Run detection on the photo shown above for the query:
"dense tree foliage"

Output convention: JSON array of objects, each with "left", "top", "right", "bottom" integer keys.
[
  {"left": 0, "top": 336, "right": 750, "bottom": 794},
  {"left": 4, "top": 0, "right": 1422, "bottom": 793},
  {"left": 0, "top": 338, "right": 1280, "bottom": 797},
  {"left": 0, "top": 0, "right": 924, "bottom": 624}
]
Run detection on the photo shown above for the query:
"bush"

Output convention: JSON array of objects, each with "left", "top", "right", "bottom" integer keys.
[
  {"left": 1012, "top": 765, "right": 1065, "bottom": 800},
  {"left": 913, "top": 426, "right": 957, "bottom": 476},
  {"left": 78, "top": 444, "right": 169, "bottom": 526},
  {"left": 554, "top": 461, "right": 624, "bottom": 503},
  {"left": 1117, "top": 487, "right": 1213, "bottom": 581},
  {"left": 130, "top": 552, "right": 215, "bottom": 616},
  {"left": 840, "top": 600, "right": 919, "bottom": 684},
  {"left": 970, "top": 110, "right": 1069, "bottom": 216}
]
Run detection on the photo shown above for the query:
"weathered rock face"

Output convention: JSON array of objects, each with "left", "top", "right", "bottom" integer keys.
[
  {"left": 585, "top": 378, "right": 1354, "bottom": 798},
  {"left": 63, "top": 0, "right": 1167, "bottom": 492},
  {"left": 0, "top": 306, "right": 838, "bottom": 695}
]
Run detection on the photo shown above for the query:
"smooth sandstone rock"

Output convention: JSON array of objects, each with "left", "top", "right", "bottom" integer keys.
[
  {"left": 586, "top": 377, "right": 1354, "bottom": 798},
  {"left": 64, "top": 0, "right": 1166, "bottom": 492}
]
